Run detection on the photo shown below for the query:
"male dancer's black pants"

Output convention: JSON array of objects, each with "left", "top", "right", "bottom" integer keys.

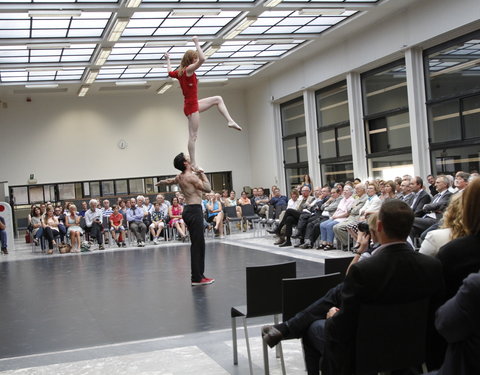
[{"left": 182, "top": 204, "right": 205, "bottom": 282}]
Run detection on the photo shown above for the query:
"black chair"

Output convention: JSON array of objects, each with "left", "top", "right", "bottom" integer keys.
[
  {"left": 224, "top": 205, "right": 243, "bottom": 234},
  {"left": 262, "top": 272, "right": 343, "bottom": 375},
  {"left": 355, "top": 298, "right": 430, "bottom": 375},
  {"left": 324, "top": 256, "right": 354, "bottom": 279},
  {"left": 241, "top": 204, "right": 261, "bottom": 235},
  {"left": 231, "top": 261, "right": 296, "bottom": 375}
]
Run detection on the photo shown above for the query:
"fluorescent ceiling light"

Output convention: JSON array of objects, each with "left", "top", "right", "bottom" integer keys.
[
  {"left": 26, "top": 67, "right": 64, "bottom": 72},
  {"left": 204, "top": 45, "right": 221, "bottom": 58},
  {"left": 27, "top": 43, "right": 71, "bottom": 50},
  {"left": 125, "top": 0, "right": 142, "bottom": 8},
  {"left": 145, "top": 41, "right": 188, "bottom": 47},
  {"left": 222, "top": 61, "right": 267, "bottom": 66},
  {"left": 108, "top": 18, "right": 129, "bottom": 42},
  {"left": 94, "top": 48, "right": 112, "bottom": 66},
  {"left": 157, "top": 82, "right": 172, "bottom": 94},
  {"left": 264, "top": 0, "right": 282, "bottom": 7},
  {"left": 25, "top": 84, "right": 59, "bottom": 88},
  {"left": 251, "top": 39, "right": 295, "bottom": 44},
  {"left": 28, "top": 10, "right": 82, "bottom": 18},
  {"left": 199, "top": 78, "right": 228, "bottom": 83},
  {"left": 115, "top": 80, "right": 148, "bottom": 86},
  {"left": 171, "top": 9, "right": 221, "bottom": 16},
  {"left": 298, "top": 8, "right": 345, "bottom": 16},
  {"left": 224, "top": 16, "right": 257, "bottom": 40},
  {"left": 78, "top": 86, "right": 89, "bottom": 97},
  {"left": 85, "top": 70, "right": 99, "bottom": 84}
]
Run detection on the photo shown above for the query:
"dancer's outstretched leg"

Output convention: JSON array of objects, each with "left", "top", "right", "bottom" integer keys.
[
  {"left": 187, "top": 112, "right": 200, "bottom": 169},
  {"left": 198, "top": 96, "right": 242, "bottom": 131}
]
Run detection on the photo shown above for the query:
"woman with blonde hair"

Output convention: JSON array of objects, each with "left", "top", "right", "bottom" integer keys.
[
  {"left": 165, "top": 36, "right": 241, "bottom": 169},
  {"left": 419, "top": 193, "right": 465, "bottom": 256}
]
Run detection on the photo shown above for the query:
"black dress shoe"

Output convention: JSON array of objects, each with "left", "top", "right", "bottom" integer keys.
[
  {"left": 278, "top": 241, "right": 292, "bottom": 247},
  {"left": 262, "top": 325, "right": 284, "bottom": 348},
  {"left": 293, "top": 241, "right": 304, "bottom": 248}
]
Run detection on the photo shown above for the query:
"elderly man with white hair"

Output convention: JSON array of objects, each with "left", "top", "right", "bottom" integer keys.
[{"left": 84, "top": 199, "right": 105, "bottom": 250}]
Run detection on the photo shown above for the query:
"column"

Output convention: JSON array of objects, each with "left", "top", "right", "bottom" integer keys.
[{"left": 303, "top": 89, "right": 322, "bottom": 187}]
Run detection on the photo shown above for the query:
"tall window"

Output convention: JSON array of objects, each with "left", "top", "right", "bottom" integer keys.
[
  {"left": 362, "top": 60, "right": 413, "bottom": 179},
  {"left": 424, "top": 31, "right": 480, "bottom": 175},
  {"left": 316, "top": 81, "right": 353, "bottom": 185},
  {"left": 281, "top": 97, "right": 308, "bottom": 192}
]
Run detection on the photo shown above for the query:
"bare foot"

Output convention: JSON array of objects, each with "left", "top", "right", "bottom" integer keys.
[{"left": 228, "top": 122, "right": 242, "bottom": 131}]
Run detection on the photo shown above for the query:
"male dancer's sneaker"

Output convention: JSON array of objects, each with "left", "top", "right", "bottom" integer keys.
[{"left": 191, "top": 277, "right": 215, "bottom": 286}]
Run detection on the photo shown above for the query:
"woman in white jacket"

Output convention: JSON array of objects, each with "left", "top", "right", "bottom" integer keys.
[{"left": 419, "top": 193, "right": 465, "bottom": 256}]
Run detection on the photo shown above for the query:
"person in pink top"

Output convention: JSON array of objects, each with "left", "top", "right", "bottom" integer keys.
[{"left": 165, "top": 36, "right": 242, "bottom": 169}]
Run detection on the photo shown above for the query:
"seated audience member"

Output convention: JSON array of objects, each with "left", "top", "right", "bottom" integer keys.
[
  {"left": 318, "top": 185, "right": 355, "bottom": 250},
  {"left": 427, "top": 174, "right": 438, "bottom": 196},
  {"left": 150, "top": 202, "right": 166, "bottom": 244},
  {"left": 30, "top": 206, "right": 43, "bottom": 246},
  {"left": 428, "top": 271, "right": 480, "bottom": 375},
  {"left": 420, "top": 194, "right": 465, "bottom": 256},
  {"left": 220, "top": 189, "right": 230, "bottom": 207},
  {"left": 101, "top": 199, "right": 113, "bottom": 218},
  {"left": 53, "top": 205, "right": 67, "bottom": 244},
  {"left": 0, "top": 215, "right": 8, "bottom": 254},
  {"left": 237, "top": 191, "right": 251, "bottom": 206},
  {"left": 453, "top": 171, "right": 469, "bottom": 193},
  {"left": 394, "top": 176, "right": 403, "bottom": 199},
  {"left": 259, "top": 187, "right": 287, "bottom": 219},
  {"left": 144, "top": 196, "right": 153, "bottom": 212},
  {"left": 42, "top": 206, "right": 61, "bottom": 254},
  {"left": 84, "top": 199, "right": 105, "bottom": 250},
  {"left": 206, "top": 193, "right": 224, "bottom": 238},
  {"left": 299, "top": 187, "right": 342, "bottom": 249},
  {"left": 110, "top": 205, "right": 126, "bottom": 247},
  {"left": 332, "top": 183, "right": 368, "bottom": 249},
  {"left": 410, "top": 176, "right": 432, "bottom": 216},
  {"left": 226, "top": 190, "right": 243, "bottom": 224},
  {"left": 127, "top": 197, "right": 147, "bottom": 247},
  {"left": 78, "top": 201, "right": 88, "bottom": 217},
  {"left": 118, "top": 199, "right": 127, "bottom": 215},
  {"left": 65, "top": 204, "right": 83, "bottom": 252},
  {"left": 136, "top": 195, "right": 151, "bottom": 227},
  {"left": 125, "top": 199, "right": 132, "bottom": 210},
  {"left": 345, "top": 183, "right": 382, "bottom": 248},
  {"left": 382, "top": 180, "right": 397, "bottom": 201},
  {"left": 293, "top": 186, "right": 330, "bottom": 248},
  {"left": 399, "top": 178, "right": 414, "bottom": 205},
  {"left": 411, "top": 175, "right": 452, "bottom": 240},
  {"left": 262, "top": 200, "right": 444, "bottom": 375},
  {"left": 255, "top": 187, "right": 270, "bottom": 216},
  {"left": 152, "top": 194, "right": 169, "bottom": 217},
  {"left": 286, "top": 189, "right": 300, "bottom": 210},
  {"left": 268, "top": 186, "right": 315, "bottom": 247},
  {"left": 169, "top": 196, "right": 187, "bottom": 241},
  {"left": 437, "top": 177, "right": 480, "bottom": 300}
]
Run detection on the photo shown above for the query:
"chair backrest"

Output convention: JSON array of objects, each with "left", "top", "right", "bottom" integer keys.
[
  {"left": 224, "top": 206, "right": 239, "bottom": 219},
  {"left": 246, "top": 261, "right": 296, "bottom": 317},
  {"left": 355, "top": 298, "right": 429, "bottom": 375},
  {"left": 282, "top": 273, "right": 343, "bottom": 321},
  {"left": 324, "top": 256, "right": 354, "bottom": 279},
  {"left": 241, "top": 204, "right": 257, "bottom": 218}
]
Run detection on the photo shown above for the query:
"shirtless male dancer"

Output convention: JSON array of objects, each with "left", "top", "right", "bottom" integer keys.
[{"left": 157, "top": 153, "right": 215, "bottom": 286}]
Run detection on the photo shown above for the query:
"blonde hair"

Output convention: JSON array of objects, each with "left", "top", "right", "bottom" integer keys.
[
  {"left": 179, "top": 50, "right": 197, "bottom": 76},
  {"left": 441, "top": 193, "right": 466, "bottom": 240}
]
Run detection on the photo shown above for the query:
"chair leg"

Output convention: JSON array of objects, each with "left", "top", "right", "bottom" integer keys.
[
  {"left": 232, "top": 317, "right": 238, "bottom": 365},
  {"left": 243, "top": 317, "right": 254, "bottom": 375},
  {"left": 278, "top": 341, "right": 286, "bottom": 375},
  {"left": 421, "top": 363, "right": 428, "bottom": 373},
  {"left": 262, "top": 331, "right": 270, "bottom": 375},
  {"left": 274, "top": 314, "right": 281, "bottom": 359}
]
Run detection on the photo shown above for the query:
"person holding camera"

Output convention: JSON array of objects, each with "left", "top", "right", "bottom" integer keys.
[{"left": 84, "top": 199, "right": 105, "bottom": 250}]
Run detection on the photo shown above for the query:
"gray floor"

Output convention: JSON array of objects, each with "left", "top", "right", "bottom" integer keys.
[{"left": 0, "top": 232, "right": 351, "bottom": 374}]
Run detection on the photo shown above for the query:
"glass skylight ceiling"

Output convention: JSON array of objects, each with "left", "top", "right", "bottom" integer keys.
[{"left": 0, "top": 0, "right": 380, "bottom": 87}]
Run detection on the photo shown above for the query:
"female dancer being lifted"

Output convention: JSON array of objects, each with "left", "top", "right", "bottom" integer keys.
[{"left": 165, "top": 36, "right": 242, "bottom": 169}]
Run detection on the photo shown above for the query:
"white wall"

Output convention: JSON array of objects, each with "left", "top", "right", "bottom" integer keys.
[
  {"left": 0, "top": 87, "right": 251, "bottom": 193},
  {"left": 245, "top": 0, "right": 480, "bottom": 189}
]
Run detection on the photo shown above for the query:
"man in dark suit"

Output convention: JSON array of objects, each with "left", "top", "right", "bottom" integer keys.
[
  {"left": 263, "top": 200, "right": 445, "bottom": 375},
  {"left": 410, "top": 175, "right": 452, "bottom": 239},
  {"left": 410, "top": 176, "right": 432, "bottom": 216},
  {"left": 430, "top": 271, "right": 480, "bottom": 375}
]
